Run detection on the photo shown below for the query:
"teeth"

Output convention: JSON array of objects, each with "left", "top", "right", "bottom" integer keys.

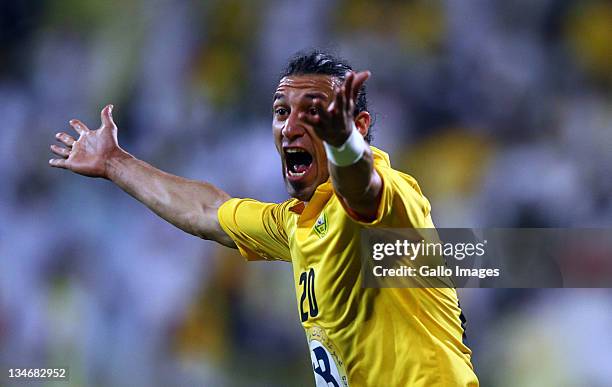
[
  {"left": 288, "top": 169, "right": 306, "bottom": 177},
  {"left": 286, "top": 148, "right": 306, "bottom": 153}
]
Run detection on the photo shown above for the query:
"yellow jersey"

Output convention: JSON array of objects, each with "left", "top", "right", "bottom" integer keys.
[{"left": 218, "top": 147, "right": 479, "bottom": 386}]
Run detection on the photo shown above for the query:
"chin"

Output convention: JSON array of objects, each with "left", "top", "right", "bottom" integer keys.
[{"left": 285, "top": 181, "right": 315, "bottom": 201}]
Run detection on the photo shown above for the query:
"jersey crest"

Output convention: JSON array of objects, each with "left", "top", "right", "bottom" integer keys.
[{"left": 313, "top": 212, "right": 328, "bottom": 238}]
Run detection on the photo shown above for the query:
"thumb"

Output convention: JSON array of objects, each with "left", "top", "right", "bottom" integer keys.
[{"left": 101, "top": 104, "right": 115, "bottom": 128}]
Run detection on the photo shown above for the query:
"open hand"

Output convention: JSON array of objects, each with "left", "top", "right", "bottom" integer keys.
[
  {"left": 299, "top": 70, "right": 370, "bottom": 147},
  {"left": 49, "top": 104, "right": 123, "bottom": 178}
]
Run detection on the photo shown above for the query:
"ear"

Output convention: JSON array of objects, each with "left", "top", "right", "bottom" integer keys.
[{"left": 354, "top": 111, "right": 371, "bottom": 139}]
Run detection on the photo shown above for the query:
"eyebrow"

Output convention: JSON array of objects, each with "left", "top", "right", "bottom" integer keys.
[
  {"left": 273, "top": 91, "right": 328, "bottom": 102},
  {"left": 304, "top": 92, "right": 328, "bottom": 100}
]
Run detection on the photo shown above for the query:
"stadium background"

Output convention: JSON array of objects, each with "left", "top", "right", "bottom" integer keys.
[{"left": 1, "top": 0, "right": 611, "bottom": 386}]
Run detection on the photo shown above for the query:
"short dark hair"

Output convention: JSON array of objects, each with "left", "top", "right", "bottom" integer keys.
[{"left": 281, "top": 50, "right": 373, "bottom": 142}]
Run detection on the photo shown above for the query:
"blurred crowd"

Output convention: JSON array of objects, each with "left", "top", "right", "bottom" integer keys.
[{"left": 0, "top": 0, "right": 611, "bottom": 386}]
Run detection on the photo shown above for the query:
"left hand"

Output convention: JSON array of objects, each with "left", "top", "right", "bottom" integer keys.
[{"left": 299, "top": 70, "right": 371, "bottom": 147}]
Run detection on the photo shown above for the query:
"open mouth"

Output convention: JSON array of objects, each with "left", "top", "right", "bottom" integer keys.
[{"left": 285, "top": 148, "right": 313, "bottom": 179}]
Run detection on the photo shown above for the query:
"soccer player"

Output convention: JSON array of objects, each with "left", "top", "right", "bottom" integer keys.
[{"left": 49, "top": 51, "right": 478, "bottom": 386}]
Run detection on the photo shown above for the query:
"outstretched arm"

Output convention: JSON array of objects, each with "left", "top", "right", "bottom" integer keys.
[
  {"left": 49, "top": 105, "right": 236, "bottom": 248},
  {"left": 300, "top": 71, "right": 382, "bottom": 221}
]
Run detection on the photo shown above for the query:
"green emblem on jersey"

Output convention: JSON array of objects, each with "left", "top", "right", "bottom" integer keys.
[{"left": 313, "top": 212, "right": 328, "bottom": 238}]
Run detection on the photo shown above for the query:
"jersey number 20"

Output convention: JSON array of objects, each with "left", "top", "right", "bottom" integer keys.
[{"left": 300, "top": 268, "right": 319, "bottom": 322}]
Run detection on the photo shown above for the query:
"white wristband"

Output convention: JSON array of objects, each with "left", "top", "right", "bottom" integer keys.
[
  {"left": 323, "top": 124, "right": 367, "bottom": 166},
  {"left": 323, "top": 123, "right": 368, "bottom": 167}
]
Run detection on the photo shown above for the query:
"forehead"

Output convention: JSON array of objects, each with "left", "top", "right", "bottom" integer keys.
[{"left": 274, "top": 74, "right": 339, "bottom": 98}]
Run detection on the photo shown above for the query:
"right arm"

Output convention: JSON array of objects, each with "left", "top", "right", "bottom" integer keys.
[{"left": 49, "top": 104, "right": 236, "bottom": 248}]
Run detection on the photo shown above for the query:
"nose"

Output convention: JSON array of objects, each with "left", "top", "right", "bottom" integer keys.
[{"left": 281, "top": 110, "right": 306, "bottom": 140}]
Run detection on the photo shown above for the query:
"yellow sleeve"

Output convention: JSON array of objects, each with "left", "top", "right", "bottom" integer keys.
[
  {"left": 351, "top": 165, "right": 435, "bottom": 229},
  {"left": 217, "top": 198, "right": 293, "bottom": 262}
]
